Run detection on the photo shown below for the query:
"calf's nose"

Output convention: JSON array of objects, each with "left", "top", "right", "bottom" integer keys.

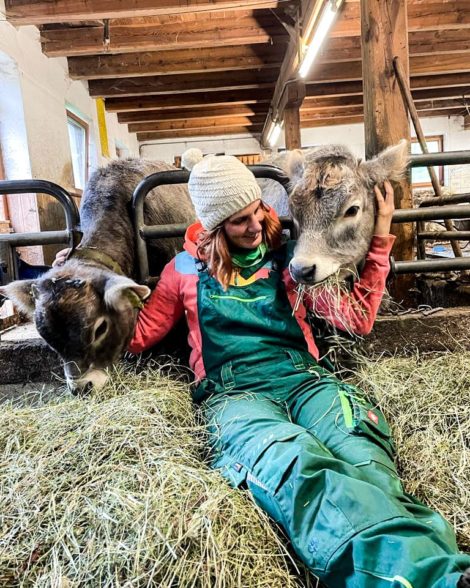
[
  {"left": 69, "top": 380, "right": 94, "bottom": 397},
  {"left": 289, "top": 261, "right": 317, "bottom": 284}
]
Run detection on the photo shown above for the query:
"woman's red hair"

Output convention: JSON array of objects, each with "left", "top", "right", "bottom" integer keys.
[{"left": 197, "top": 202, "right": 282, "bottom": 289}]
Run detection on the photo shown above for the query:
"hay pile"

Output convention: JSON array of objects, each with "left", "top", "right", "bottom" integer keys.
[
  {"left": 0, "top": 365, "right": 308, "bottom": 587},
  {"left": 352, "top": 349, "right": 470, "bottom": 550}
]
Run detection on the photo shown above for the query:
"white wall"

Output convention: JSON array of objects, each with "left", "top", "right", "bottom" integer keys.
[
  {"left": 140, "top": 134, "right": 262, "bottom": 163},
  {"left": 0, "top": 3, "right": 139, "bottom": 262},
  {"left": 141, "top": 116, "right": 470, "bottom": 196}
]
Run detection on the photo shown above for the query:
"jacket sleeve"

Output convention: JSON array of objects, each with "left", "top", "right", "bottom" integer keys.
[
  {"left": 307, "top": 235, "right": 396, "bottom": 336},
  {"left": 128, "top": 258, "right": 184, "bottom": 354}
]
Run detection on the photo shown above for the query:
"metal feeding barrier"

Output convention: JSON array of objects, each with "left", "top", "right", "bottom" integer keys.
[
  {"left": 389, "top": 151, "right": 470, "bottom": 275},
  {"left": 0, "top": 180, "right": 81, "bottom": 283},
  {"left": 1, "top": 150, "right": 470, "bottom": 283},
  {"left": 132, "top": 165, "right": 292, "bottom": 283}
]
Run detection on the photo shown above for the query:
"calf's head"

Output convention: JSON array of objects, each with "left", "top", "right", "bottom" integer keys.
[
  {"left": 0, "top": 261, "right": 150, "bottom": 394},
  {"left": 288, "top": 140, "right": 408, "bottom": 284}
]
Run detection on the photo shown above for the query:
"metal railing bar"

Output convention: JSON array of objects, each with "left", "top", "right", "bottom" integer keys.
[
  {"left": 417, "top": 231, "right": 470, "bottom": 240},
  {"left": 391, "top": 257, "right": 470, "bottom": 274},
  {"left": 392, "top": 204, "right": 470, "bottom": 223},
  {"left": 419, "top": 193, "right": 470, "bottom": 207},
  {"left": 409, "top": 151, "right": 470, "bottom": 167},
  {"left": 0, "top": 230, "right": 71, "bottom": 247}
]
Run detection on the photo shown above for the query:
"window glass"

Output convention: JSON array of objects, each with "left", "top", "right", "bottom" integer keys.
[
  {"left": 411, "top": 136, "right": 444, "bottom": 187},
  {"left": 67, "top": 113, "right": 88, "bottom": 190}
]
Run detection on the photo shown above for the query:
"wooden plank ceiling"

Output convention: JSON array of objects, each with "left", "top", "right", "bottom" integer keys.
[{"left": 5, "top": 0, "right": 470, "bottom": 144}]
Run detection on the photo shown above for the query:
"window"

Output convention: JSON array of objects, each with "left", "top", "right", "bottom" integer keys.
[
  {"left": 67, "top": 111, "right": 89, "bottom": 191},
  {"left": 411, "top": 136, "right": 444, "bottom": 188},
  {"left": 0, "top": 145, "right": 8, "bottom": 224}
]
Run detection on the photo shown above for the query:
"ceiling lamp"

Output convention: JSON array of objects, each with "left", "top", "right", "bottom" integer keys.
[
  {"left": 298, "top": 0, "right": 344, "bottom": 79},
  {"left": 266, "top": 119, "right": 284, "bottom": 147}
]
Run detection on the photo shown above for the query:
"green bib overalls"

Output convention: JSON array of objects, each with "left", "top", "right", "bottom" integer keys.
[{"left": 194, "top": 250, "right": 469, "bottom": 588}]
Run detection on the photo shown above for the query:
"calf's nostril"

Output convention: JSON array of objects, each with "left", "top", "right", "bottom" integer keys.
[
  {"left": 81, "top": 382, "right": 94, "bottom": 396},
  {"left": 300, "top": 265, "right": 316, "bottom": 280},
  {"left": 290, "top": 262, "right": 317, "bottom": 283}
]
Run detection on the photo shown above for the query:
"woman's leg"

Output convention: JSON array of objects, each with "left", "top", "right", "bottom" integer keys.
[
  {"left": 283, "top": 368, "right": 470, "bottom": 587},
  {"left": 203, "top": 390, "right": 470, "bottom": 588}
]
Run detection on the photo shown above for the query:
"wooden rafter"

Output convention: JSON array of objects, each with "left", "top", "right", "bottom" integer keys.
[
  {"left": 88, "top": 70, "right": 279, "bottom": 98},
  {"left": 40, "top": 12, "right": 287, "bottom": 56},
  {"left": 117, "top": 105, "right": 266, "bottom": 123},
  {"left": 128, "top": 115, "right": 266, "bottom": 133},
  {"left": 331, "top": 1, "right": 470, "bottom": 38},
  {"left": 6, "top": 0, "right": 470, "bottom": 143},
  {"left": 5, "top": 0, "right": 289, "bottom": 25},
  {"left": 68, "top": 44, "right": 287, "bottom": 79},
  {"left": 105, "top": 88, "right": 274, "bottom": 112},
  {"left": 137, "top": 124, "right": 264, "bottom": 142},
  {"left": 300, "top": 107, "right": 469, "bottom": 128},
  {"left": 323, "top": 29, "right": 470, "bottom": 63}
]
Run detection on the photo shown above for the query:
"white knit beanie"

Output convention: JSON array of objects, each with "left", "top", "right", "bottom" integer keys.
[{"left": 182, "top": 148, "right": 261, "bottom": 230}]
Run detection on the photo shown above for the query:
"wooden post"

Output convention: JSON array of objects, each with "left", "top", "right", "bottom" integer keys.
[
  {"left": 464, "top": 115, "right": 470, "bottom": 130},
  {"left": 361, "top": 0, "right": 413, "bottom": 303},
  {"left": 282, "top": 81, "right": 305, "bottom": 150},
  {"left": 284, "top": 107, "right": 301, "bottom": 150}
]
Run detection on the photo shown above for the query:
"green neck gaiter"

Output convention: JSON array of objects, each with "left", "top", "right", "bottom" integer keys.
[{"left": 231, "top": 242, "right": 268, "bottom": 268}]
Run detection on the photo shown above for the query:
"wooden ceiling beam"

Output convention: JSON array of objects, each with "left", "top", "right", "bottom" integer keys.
[
  {"left": 91, "top": 70, "right": 470, "bottom": 103},
  {"left": 68, "top": 44, "right": 286, "bottom": 79},
  {"left": 301, "top": 114, "right": 364, "bottom": 128},
  {"left": 46, "top": 23, "right": 470, "bottom": 62},
  {"left": 137, "top": 124, "right": 264, "bottom": 142},
  {"left": 300, "top": 107, "right": 468, "bottom": 129},
  {"left": 331, "top": 2, "right": 470, "bottom": 38},
  {"left": 304, "top": 54, "right": 470, "bottom": 84},
  {"left": 105, "top": 88, "right": 274, "bottom": 112},
  {"left": 88, "top": 69, "right": 278, "bottom": 98},
  {"left": 302, "top": 96, "right": 468, "bottom": 113},
  {"left": 323, "top": 29, "right": 470, "bottom": 63},
  {"left": 306, "top": 74, "right": 470, "bottom": 99},
  {"left": 128, "top": 115, "right": 266, "bottom": 132},
  {"left": 41, "top": 13, "right": 286, "bottom": 57},
  {"left": 4, "top": 0, "right": 286, "bottom": 25},
  {"left": 117, "top": 105, "right": 266, "bottom": 123}
]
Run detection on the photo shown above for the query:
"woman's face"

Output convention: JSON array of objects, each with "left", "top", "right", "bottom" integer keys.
[{"left": 224, "top": 200, "right": 264, "bottom": 249}]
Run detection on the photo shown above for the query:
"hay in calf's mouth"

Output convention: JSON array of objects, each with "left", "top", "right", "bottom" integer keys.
[
  {"left": 351, "top": 349, "right": 470, "bottom": 551},
  {"left": 0, "top": 364, "right": 307, "bottom": 588}
]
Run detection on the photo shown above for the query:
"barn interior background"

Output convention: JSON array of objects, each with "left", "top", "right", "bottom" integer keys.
[{"left": 0, "top": 0, "right": 470, "bottom": 585}]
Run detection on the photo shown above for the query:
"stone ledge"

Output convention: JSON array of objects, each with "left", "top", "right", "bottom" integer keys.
[
  {"left": 1, "top": 323, "right": 61, "bottom": 384},
  {"left": 2, "top": 308, "right": 469, "bottom": 385}
]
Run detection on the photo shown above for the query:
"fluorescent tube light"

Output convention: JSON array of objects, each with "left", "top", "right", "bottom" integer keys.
[
  {"left": 298, "top": 0, "right": 343, "bottom": 79},
  {"left": 268, "top": 121, "right": 283, "bottom": 147},
  {"left": 266, "top": 120, "right": 276, "bottom": 144}
]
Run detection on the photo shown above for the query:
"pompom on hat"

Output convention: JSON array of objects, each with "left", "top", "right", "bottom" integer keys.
[{"left": 181, "top": 148, "right": 261, "bottom": 231}]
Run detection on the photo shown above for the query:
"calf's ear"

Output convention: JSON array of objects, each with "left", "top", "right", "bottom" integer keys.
[
  {"left": 104, "top": 276, "right": 151, "bottom": 313},
  {"left": 285, "top": 149, "right": 305, "bottom": 186},
  {"left": 360, "top": 139, "right": 409, "bottom": 185},
  {"left": 0, "top": 280, "right": 37, "bottom": 317}
]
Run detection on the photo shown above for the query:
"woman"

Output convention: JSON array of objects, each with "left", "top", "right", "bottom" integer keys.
[{"left": 129, "top": 152, "right": 470, "bottom": 588}]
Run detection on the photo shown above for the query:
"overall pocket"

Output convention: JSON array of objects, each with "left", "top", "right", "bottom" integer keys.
[{"left": 338, "top": 384, "right": 395, "bottom": 461}]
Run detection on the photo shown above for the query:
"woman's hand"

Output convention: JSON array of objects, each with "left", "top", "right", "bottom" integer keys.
[
  {"left": 52, "top": 248, "right": 71, "bottom": 267},
  {"left": 373, "top": 180, "right": 395, "bottom": 237}
]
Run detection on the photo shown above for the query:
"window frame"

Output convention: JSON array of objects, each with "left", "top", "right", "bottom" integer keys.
[
  {"left": 0, "top": 143, "right": 9, "bottom": 223},
  {"left": 411, "top": 135, "right": 445, "bottom": 188},
  {"left": 66, "top": 109, "right": 89, "bottom": 194}
]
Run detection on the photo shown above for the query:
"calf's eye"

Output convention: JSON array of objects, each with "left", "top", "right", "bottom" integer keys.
[
  {"left": 344, "top": 205, "right": 360, "bottom": 217},
  {"left": 93, "top": 318, "right": 109, "bottom": 342}
]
